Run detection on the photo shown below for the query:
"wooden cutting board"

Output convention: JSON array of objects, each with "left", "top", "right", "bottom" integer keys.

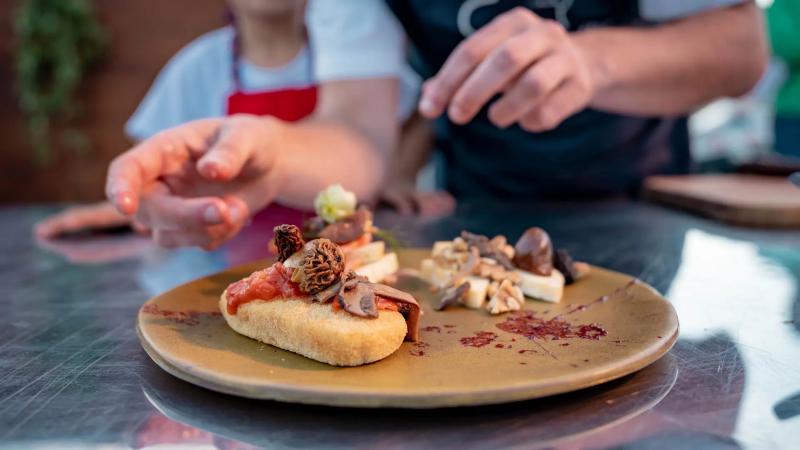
[{"left": 643, "top": 174, "right": 800, "bottom": 228}]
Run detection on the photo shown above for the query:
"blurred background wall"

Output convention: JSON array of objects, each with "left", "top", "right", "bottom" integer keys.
[{"left": 0, "top": 0, "right": 224, "bottom": 203}]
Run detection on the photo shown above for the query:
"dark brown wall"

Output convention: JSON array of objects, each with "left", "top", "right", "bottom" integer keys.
[{"left": 0, "top": 0, "right": 225, "bottom": 203}]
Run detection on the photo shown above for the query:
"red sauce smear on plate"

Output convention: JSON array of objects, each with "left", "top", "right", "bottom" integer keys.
[
  {"left": 459, "top": 331, "right": 498, "bottom": 348},
  {"left": 496, "top": 311, "right": 607, "bottom": 341},
  {"left": 141, "top": 304, "right": 221, "bottom": 326},
  {"left": 410, "top": 341, "right": 430, "bottom": 356}
]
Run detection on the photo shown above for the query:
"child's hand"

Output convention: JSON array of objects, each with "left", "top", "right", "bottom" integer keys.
[
  {"left": 105, "top": 115, "right": 285, "bottom": 250},
  {"left": 380, "top": 181, "right": 456, "bottom": 218}
]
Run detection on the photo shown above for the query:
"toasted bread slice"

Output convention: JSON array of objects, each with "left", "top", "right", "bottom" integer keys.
[{"left": 219, "top": 293, "right": 407, "bottom": 366}]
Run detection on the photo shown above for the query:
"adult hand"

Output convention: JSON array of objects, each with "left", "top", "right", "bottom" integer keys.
[
  {"left": 418, "top": 7, "right": 595, "bottom": 132},
  {"left": 106, "top": 114, "right": 285, "bottom": 250},
  {"left": 380, "top": 181, "right": 456, "bottom": 218}
]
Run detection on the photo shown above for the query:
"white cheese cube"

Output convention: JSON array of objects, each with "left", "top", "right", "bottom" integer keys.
[
  {"left": 345, "top": 241, "right": 385, "bottom": 267},
  {"left": 516, "top": 269, "right": 565, "bottom": 303},
  {"left": 355, "top": 252, "right": 399, "bottom": 283},
  {"left": 462, "top": 276, "right": 489, "bottom": 309},
  {"left": 431, "top": 241, "right": 454, "bottom": 258}
]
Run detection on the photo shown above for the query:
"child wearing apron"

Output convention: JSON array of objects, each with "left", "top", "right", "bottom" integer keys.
[{"left": 35, "top": 0, "right": 431, "bottom": 250}]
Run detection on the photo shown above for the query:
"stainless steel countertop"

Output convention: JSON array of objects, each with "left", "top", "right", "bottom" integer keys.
[{"left": 1, "top": 201, "right": 798, "bottom": 449}]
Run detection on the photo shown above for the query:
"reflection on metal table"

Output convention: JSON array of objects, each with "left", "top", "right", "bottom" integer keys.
[{"left": 1, "top": 201, "right": 798, "bottom": 449}]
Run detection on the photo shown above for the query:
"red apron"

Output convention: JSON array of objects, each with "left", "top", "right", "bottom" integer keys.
[{"left": 223, "top": 44, "right": 318, "bottom": 263}]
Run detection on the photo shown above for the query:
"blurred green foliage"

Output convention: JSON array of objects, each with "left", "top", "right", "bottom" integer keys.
[{"left": 13, "top": 0, "right": 108, "bottom": 164}]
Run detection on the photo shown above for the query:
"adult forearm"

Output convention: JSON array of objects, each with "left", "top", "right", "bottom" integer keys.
[
  {"left": 575, "top": 2, "right": 768, "bottom": 116},
  {"left": 271, "top": 119, "right": 388, "bottom": 209},
  {"left": 391, "top": 112, "right": 434, "bottom": 180}
]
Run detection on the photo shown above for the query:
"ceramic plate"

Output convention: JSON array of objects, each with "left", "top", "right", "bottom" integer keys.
[{"left": 138, "top": 249, "right": 678, "bottom": 408}]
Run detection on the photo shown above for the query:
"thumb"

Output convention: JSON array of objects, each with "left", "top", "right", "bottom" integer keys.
[{"left": 196, "top": 122, "right": 252, "bottom": 182}]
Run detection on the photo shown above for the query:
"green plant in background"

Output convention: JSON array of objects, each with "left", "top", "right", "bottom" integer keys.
[{"left": 13, "top": 0, "right": 108, "bottom": 165}]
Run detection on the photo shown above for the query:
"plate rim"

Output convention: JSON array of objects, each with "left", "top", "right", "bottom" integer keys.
[{"left": 138, "top": 323, "right": 678, "bottom": 408}]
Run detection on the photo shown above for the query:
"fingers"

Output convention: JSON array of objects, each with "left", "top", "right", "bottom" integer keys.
[
  {"left": 381, "top": 186, "right": 457, "bottom": 218},
  {"left": 519, "top": 78, "right": 592, "bottom": 132},
  {"left": 131, "top": 219, "right": 151, "bottom": 235},
  {"left": 414, "top": 191, "right": 457, "bottom": 218},
  {"left": 136, "top": 184, "right": 230, "bottom": 231},
  {"left": 419, "top": 7, "right": 539, "bottom": 119},
  {"left": 34, "top": 202, "right": 131, "bottom": 239},
  {"left": 148, "top": 196, "right": 249, "bottom": 250},
  {"left": 197, "top": 115, "right": 277, "bottom": 182},
  {"left": 449, "top": 24, "right": 563, "bottom": 124},
  {"left": 197, "top": 124, "right": 251, "bottom": 181},
  {"left": 106, "top": 119, "right": 222, "bottom": 215},
  {"left": 381, "top": 189, "right": 416, "bottom": 216},
  {"left": 488, "top": 50, "right": 573, "bottom": 128},
  {"left": 419, "top": 8, "right": 588, "bottom": 131}
]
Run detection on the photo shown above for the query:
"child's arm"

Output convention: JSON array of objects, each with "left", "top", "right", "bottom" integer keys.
[
  {"left": 104, "top": 0, "right": 409, "bottom": 249},
  {"left": 272, "top": 77, "right": 400, "bottom": 208},
  {"left": 105, "top": 77, "right": 399, "bottom": 249}
]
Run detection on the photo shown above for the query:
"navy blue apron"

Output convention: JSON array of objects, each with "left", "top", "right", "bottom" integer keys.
[{"left": 388, "top": 0, "right": 690, "bottom": 200}]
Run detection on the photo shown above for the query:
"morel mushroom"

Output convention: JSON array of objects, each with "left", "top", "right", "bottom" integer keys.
[
  {"left": 295, "top": 239, "right": 345, "bottom": 294},
  {"left": 273, "top": 224, "right": 305, "bottom": 262}
]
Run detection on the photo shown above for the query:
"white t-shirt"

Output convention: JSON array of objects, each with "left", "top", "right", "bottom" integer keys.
[{"left": 126, "top": 0, "right": 418, "bottom": 141}]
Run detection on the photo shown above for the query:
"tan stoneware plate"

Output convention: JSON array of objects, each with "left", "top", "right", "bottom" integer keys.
[{"left": 138, "top": 248, "right": 679, "bottom": 408}]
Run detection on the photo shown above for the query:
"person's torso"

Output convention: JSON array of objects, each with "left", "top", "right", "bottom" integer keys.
[
  {"left": 389, "top": 0, "right": 690, "bottom": 200},
  {"left": 196, "top": 26, "right": 318, "bottom": 118}
]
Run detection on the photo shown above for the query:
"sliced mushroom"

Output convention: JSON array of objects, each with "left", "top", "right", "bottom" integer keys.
[
  {"left": 337, "top": 282, "right": 379, "bottom": 318},
  {"left": 436, "top": 281, "right": 470, "bottom": 311},
  {"left": 343, "top": 271, "right": 369, "bottom": 291},
  {"left": 461, "top": 231, "right": 515, "bottom": 270},
  {"left": 395, "top": 300, "right": 421, "bottom": 342},
  {"left": 311, "top": 280, "right": 342, "bottom": 303},
  {"left": 367, "top": 282, "right": 421, "bottom": 341},
  {"left": 301, "top": 216, "right": 327, "bottom": 240},
  {"left": 319, "top": 207, "right": 372, "bottom": 244},
  {"left": 513, "top": 227, "right": 553, "bottom": 276},
  {"left": 368, "top": 282, "right": 418, "bottom": 305},
  {"left": 553, "top": 248, "right": 580, "bottom": 284}
]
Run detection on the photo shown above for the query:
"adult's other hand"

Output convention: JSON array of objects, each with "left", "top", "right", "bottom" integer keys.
[{"left": 418, "top": 7, "right": 594, "bottom": 132}]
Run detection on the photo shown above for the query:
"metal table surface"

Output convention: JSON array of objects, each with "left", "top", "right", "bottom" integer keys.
[{"left": 1, "top": 201, "right": 798, "bottom": 450}]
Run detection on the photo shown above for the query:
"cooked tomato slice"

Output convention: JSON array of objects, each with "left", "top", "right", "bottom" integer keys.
[{"left": 226, "top": 263, "right": 303, "bottom": 314}]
